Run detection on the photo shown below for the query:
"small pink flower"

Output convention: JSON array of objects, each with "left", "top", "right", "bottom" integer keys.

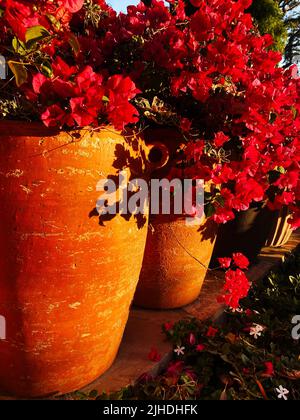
[
  {"left": 189, "top": 333, "right": 196, "bottom": 345},
  {"left": 196, "top": 344, "right": 206, "bottom": 352}
]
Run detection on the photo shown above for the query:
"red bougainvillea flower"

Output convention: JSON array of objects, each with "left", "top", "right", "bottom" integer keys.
[
  {"left": 189, "top": 0, "right": 202, "bottom": 7},
  {"left": 262, "top": 362, "right": 275, "bottom": 378},
  {"left": 233, "top": 253, "right": 250, "bottom": 270},
  {"left": 218, "top": 257, "right": 232, "bottom": 269},
  {"left": 4, "top": 0, "right": 49, "bottom": 41},
  {"left": 245, "top": 309, "right": 254, "bottom": 318},
  {"left": 218, "top": 269, "right": 251, "bottom": 309},
  {"left": 213, "top": 207, "right": 235, "bottom": 224},
  {"left": 206, "top": 326, "right": 218, "bottom": 338},
  {"left": 28, "top": 63, "right": 141, "bottom": 129},
  {"left": 196, "top": 344, "right": 206, "bottom": 352},
  {"left": 1, "top": 0, "right": 299, "bottom": 226},
  {"left": 106, "top": 75, "right": 141, "bottom": 130},
  {"left": 166, "top": 361, "right": 185, "bottom": 377},
  {"left": 70, "top": 96, "right": 99, "bottom": 127},
  {"left": 214, "top": 132, "right": 230, "bottom": 148},
  {"left": 164, "top": 322, "right": 174, "bottom": 331},
  {"left": 41, "top": 104, "right": 70, "bottom": 128},
  {"left": 148, "top": 347, "right": 162, "bottom": 363},
  {"left": 60, "top": 0, "right": 84, "bottom": 13}
]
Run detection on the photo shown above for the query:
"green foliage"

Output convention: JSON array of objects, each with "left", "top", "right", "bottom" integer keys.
[
  {"left": 7, "top": 61, "right": 28, "bottom": 87},
  {"left": 6, "top": 25, "right": 54, "bottom": 89},
  {"left": 25, "top": 25, "right": 50, "bottom": 48},
  {"left": 248, "top": 0, "right": 288, "bottom": 52},
  {"left": 280, "top": 0, "right": 300, "bottom": 67}
]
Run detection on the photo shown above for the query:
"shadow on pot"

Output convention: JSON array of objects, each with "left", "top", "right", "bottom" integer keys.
[{"left": 88, "top": 130, "right": 170, "bottom": 229}]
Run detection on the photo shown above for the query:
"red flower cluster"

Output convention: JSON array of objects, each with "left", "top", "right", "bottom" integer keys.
[
  {"left": 217, "top": 253, "right": 251, "bottom": 309},
  {"left": 110, "top": 0, "right": 299, "bottom": 227},
  {"left": 0, "top": 0, "right": 299, "bottom": 226},
  {"left": 31, "top": 66, "right": 140, "bottom": 129},
  {"left": 0, "top": 0, "right": 139, "bottom": 129},
  {"left": 219, "top": 253, "right": 250, "bottom": 270},
  {"left": 218, "top": 269, "right": 251, "bottom": 310}
]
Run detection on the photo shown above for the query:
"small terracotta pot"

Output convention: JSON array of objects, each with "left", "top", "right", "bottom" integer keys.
[
  {"left": 0, "top": 121, "right": 168, "bottom": 398},
  {"left": 210, "top": 204, "right": 274, "bottom": 266},
  {"left": 265, "top": 207, "right": 293, "bottom": 248},
  {"left": 134, "top": 216, "right": 217, "bottom": 309}
]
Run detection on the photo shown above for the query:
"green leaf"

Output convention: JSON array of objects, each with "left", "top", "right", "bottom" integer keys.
[
  {"left": 241, "top": 353, "right": 250, "bottom": 365},
  {"left": 8, "top": 61, "right": 28, "bottom": 87},
  {"left": 214, "top": 194, "right": 225, "bottom": 207},
  {"left": 46, "top": 14, "right": 61, "bottom": 30},
  {"left": 221, "top": 343, "right": 231, "bottom": 355},
  {"left": 12, "top": 37, "right": 28, "bottom": 56},
  {"left": 68, "top": 34, "right": 81, "bottom": 56},
  {"left": 276, "top": 166, "right": 286, "bottom": 174},
  {"left": 40, "top": 61, "right": 53, "bottom": 78},
  {"left": 88, "top": 389, "right": 98, "bottom": 398},
  {"left": 291, "top": 106, "right": 297, "bottom": 119},
  {"left": 205, "top": 203, "right": 215, "bottom": 218},
  {"left": 25, "top": 26, "right": 50, "bottom": 48}
]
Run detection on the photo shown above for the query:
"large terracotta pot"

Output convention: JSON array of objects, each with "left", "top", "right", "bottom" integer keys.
[
  {"left": 134, "top": 216, "right": 217, "bottom": 309},
  {"left": 0, "top": 121, "right": 168, "bottom": 398},
  {"left": 265, "top": 207, "right": 293, "bottom": 248}
]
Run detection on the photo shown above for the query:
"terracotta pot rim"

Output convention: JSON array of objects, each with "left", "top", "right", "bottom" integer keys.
[
  {"left": 0, "top": 120, "right": 124, "bottom": 138},
  {"left": 0, "top": 120, "right": 188, "bottom": 136}
]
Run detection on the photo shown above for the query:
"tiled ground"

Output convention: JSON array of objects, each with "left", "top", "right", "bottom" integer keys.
[{"left": 81, "top": 232, "right": 300, "bottom": 396}]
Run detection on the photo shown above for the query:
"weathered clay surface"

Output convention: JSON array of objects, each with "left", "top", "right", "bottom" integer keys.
[
  {"left": 0, "top": 122, "right": 149, "bottom": 397},
  {"left": 134, "top": 216, "right": 217, "bottom": 309}
]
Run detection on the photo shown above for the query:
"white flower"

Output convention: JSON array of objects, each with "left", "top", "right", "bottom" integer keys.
[
  {"left": 174, "top": 346, "right": 185, "bottom": 356},
  {"left": 249, "top": 323, "right": 265, "bottom": 339},
  {"left": 275, "top": 385, "right": 289, "bottom": 401}
]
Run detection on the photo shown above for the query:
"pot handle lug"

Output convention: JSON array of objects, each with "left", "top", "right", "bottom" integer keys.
[{"left": 145, "top": 142, "right": 170, "bottom": 172}]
